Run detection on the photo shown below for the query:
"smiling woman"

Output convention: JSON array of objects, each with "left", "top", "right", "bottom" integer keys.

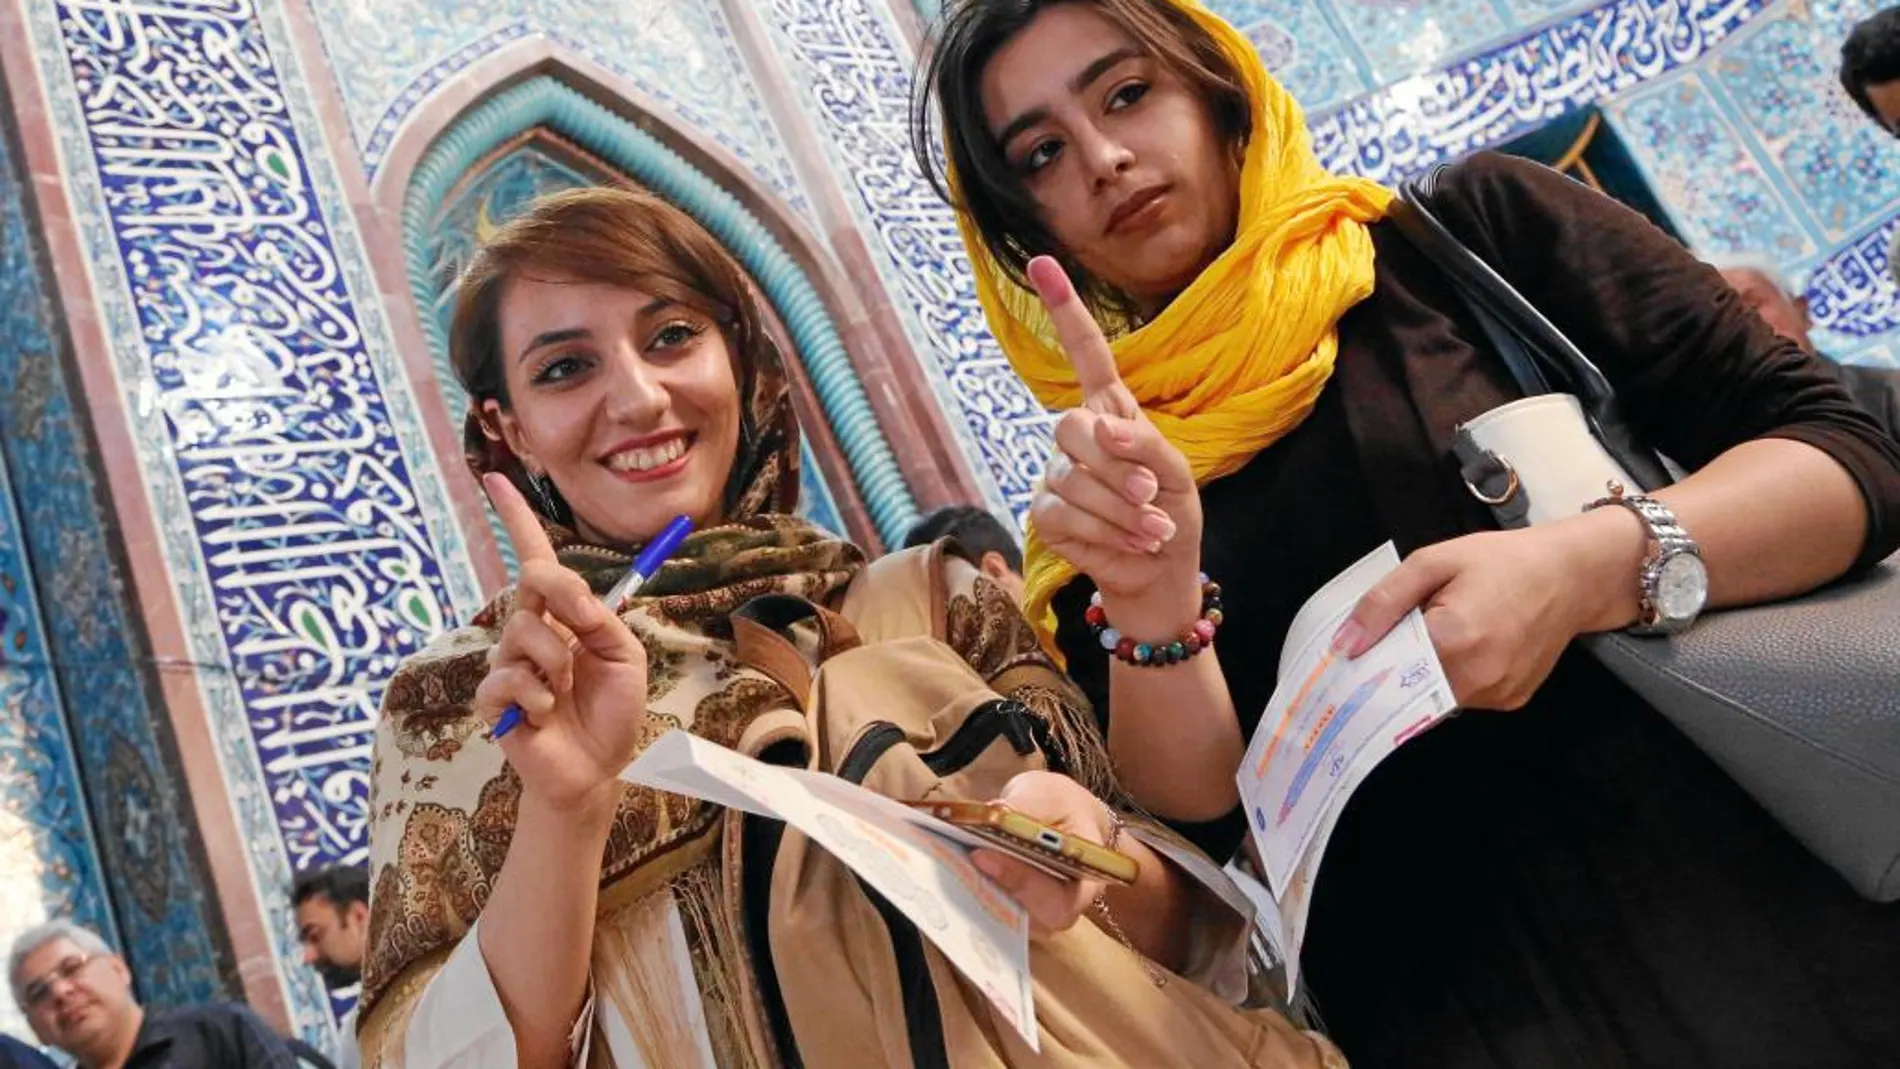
[{"left": 449, "top": 189, "right": 765, "bottom": 544}]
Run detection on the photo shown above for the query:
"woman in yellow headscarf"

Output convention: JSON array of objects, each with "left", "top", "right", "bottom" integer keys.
[{"left": 915, "top": 1, "right": 1900, "bottom": 1067}]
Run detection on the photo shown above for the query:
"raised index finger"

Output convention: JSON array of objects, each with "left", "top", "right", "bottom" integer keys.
[
  {"left": 1026, "top": 256, "right": 1135, "bottom": 417},
  {"left": 483, "top": 472, "right": 559, "bottom": 565}
]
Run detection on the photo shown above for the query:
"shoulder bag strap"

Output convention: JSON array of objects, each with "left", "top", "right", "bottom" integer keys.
[{"left": 1389, "top": 165, "right": 1673, "bottom": 491}]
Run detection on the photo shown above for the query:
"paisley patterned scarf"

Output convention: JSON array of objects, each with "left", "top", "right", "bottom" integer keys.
[{"left": 358, "top": 313, "right": 1115, "bottom": 1066}]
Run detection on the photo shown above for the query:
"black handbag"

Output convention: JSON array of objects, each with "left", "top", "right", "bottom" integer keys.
[{"left": 1389, "top": 168, "right": 1900, "bottom": 902}]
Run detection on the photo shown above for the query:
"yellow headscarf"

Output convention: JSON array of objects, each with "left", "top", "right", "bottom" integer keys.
[{"left": 949, "top": 0, "right": 1393, "bottom": 644}]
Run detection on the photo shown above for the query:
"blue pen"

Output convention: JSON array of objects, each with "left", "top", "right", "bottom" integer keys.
[{"left": 490, "top": 514, "right": 695, "bottom": 739}]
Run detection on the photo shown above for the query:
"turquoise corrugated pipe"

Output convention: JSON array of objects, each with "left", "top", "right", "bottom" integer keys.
[{"left": 401, "top": 77, "right": 921, "bottom": 549}]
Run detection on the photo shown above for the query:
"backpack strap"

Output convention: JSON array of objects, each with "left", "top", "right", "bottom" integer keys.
[
  {"left": 837, "top": 541, "right": 949, "bottom": 643},
  {"left": 731, "top": 594, "right": 861, "bottom": 708}
]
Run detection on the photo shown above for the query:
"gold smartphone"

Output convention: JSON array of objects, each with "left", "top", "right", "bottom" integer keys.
[{"left": 907, "top": 800, "right": 1140, "bottom": 885}]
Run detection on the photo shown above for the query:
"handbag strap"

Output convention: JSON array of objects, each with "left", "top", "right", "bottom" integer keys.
[
  {"left": 1388, "top": 166, "right": 1673, "bottom": 492},
  {"left": 730, "top": 594, "right": 863, "bottom": 707}
]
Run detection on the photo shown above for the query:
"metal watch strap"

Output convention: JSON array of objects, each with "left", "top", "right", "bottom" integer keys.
[{"left": 1586, "top": 483, "right": 1700, "bottom": 634}]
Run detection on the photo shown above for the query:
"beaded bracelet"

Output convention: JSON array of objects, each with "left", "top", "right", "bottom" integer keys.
[{"left": 1085, "top": 574, "right": 1223, "bottom": 667}]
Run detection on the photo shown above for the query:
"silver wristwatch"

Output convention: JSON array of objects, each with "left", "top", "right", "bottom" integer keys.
[{"left": 1585, "top": 481, "right": 1709, "bottom": 636}]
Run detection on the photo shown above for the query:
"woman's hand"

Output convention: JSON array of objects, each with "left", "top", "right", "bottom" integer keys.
[
  {"left": 473, "top": 472, "right": 651, "bottom": 812},
  {"left": 1338, "top": 511, "right": 1647, "bottom": 710},
  {"left": 1025, "top": 257, "right": 1204, "bottom": 632},
  {"left": 970, "top": 771, "right": 1114, "bottom": 939}
]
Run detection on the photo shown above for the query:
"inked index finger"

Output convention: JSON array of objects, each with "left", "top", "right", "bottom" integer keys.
[
  {"left": 1026, "top": 256, "right": 1135, "bottom": 417},
  {"left": 483, "top": 472, "right": 559, "bottom": 565}
]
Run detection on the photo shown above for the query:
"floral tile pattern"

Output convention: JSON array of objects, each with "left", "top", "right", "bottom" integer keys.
[{"left": 307, "top": 0, "right": 811, "bottom": 219}]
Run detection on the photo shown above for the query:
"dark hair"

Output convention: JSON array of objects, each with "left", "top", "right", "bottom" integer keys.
[
  {"left": 1842, "top": 7, "right": 1900, "bottom": 121},
  {"left": 292, "top": 866, "right": 369, "bottom": 910},
  {"left": 910, "top": 0, "right": 1250, "bottom": 313},
  {"left": 903, "top": 504, "right": 1024, "bottom": 573}
]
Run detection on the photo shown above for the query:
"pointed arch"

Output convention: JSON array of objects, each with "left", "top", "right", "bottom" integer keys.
[{"left": 385, "top": 61, "right": 922, "bottom": 549}]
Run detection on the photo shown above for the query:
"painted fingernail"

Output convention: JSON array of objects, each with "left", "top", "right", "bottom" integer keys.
[
  {"left": 1125, "top": 469, "right": 1158, "bottom": 503},
  {"left": 1106, "top": 418, "right": 1136, "bottom": 446},
  {"left": 1124, "top": 532, "right": 1157, "bottom": 554},
  {"left": 1027, "top": 257, "right": 1075, "bottom": 306},
  {"left": 1140, "top": 511, "right": 1177, "bottom": 542},
  {"left": 1332, "top": 621, "right": 1364, "bottom": 655}
]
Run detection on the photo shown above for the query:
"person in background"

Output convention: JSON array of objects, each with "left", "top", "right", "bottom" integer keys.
[
  {"left": 1712, "top": 254, "right": 1900, "bottom": 437},
  {"left": 1842, "top": 6, "right": 1900, "bottom": 135},
  {"left": 902, "top": 503, "right": 1029, "bottom": 605},
  {"left": 291, "top": 866, "right": 367, "bottom": 1069},
  {"left": 0, "top": 1034, "right": 56, "bottom": 1069},
  {"left": 1839, "top": 7, "right": 1900, "bottom": 289},
  {"left": 8, "top": 920, "right": 295, "bottom": 1068}
]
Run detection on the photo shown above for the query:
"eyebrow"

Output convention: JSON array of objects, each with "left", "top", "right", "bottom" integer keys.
[
  {"left": 993, "top": 46, "right": 1147, "bottom": 155},
  {"left": 515, "top": 297, "right": 675, "bottom": 365}
]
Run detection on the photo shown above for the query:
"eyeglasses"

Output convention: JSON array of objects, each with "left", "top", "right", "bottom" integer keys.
[{"left": 19, "top": 954, "right": 94, "bottom": 1010}]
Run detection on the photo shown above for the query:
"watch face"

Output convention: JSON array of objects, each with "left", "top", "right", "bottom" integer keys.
[{"left": 1655, "top": 551, "right": 1710, "bottom": 622}]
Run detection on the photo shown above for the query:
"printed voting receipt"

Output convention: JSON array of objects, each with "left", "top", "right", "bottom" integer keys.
[
  {"left": 1237, "top": 542, "right": 1457, "bottom": 985},
  {"left": 623, "top": 731, "right": 1041, "bottom": 1051}
]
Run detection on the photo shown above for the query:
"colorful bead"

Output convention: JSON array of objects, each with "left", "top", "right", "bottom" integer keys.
[{"left": 1084, "top": 575, "right": 1226, "bottom": 668}]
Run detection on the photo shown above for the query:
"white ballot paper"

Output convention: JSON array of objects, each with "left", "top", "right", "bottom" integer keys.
[
  {"left": 623, "top": 731, "right": 1040, "bottom": 1050},
  {"left": 1236, "top": 541, "right": 1457, "bottom": 995}
]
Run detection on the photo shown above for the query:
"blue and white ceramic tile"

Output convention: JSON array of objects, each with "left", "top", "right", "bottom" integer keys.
[
  {"left": 0, "top": 435, "right": 114, "bottom": 1042},
  {"left": 759, "top": 0, "right": 1020, "bottom": 516},
  {"left": 1327, "top": 0, "right": 1505, "bottom": 82},
  {"left": 0, "top": 114, "right": 227, "bottom": 1015},
  {"left": 1608, "top": 74, "right": 1812, "bottom": 256},
  {"left": 1604, "top": 1, "right": 1900, "bottom": 350},
  {"left": 1204, "top": 0, "right": 1374, "bottom": 111},
  {"left": 1710, "top": 4, "right": 1900, "bottom": 241},
  {"left": 27, "top": 0, "right": 487, "bottom": 1041},
  {"left": 1495, "top": 0, "right": 1604, "bottom": 19},
  {"left": 307, "top": 0, "right": 810, "bottom": 220},
  {"left": 1808, "top": 216, "right": 1900, "bottom": 341},
  {"left": 1310, "top": 0, "right": 1773, "bottom": 184}
]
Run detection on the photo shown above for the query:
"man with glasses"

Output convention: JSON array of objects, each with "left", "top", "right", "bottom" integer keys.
[{"left": 7, "top": 920, "right": 296, "bottom": 1068}]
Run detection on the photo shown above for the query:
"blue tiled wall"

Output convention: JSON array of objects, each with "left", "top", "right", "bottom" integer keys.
[{"left": 0, "top": 117, "right": 228, "bottom": 1034}]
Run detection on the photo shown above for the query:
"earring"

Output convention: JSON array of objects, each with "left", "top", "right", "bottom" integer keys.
[{"left": 527, "top": 471, "right": 560, "bottom": 518}]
